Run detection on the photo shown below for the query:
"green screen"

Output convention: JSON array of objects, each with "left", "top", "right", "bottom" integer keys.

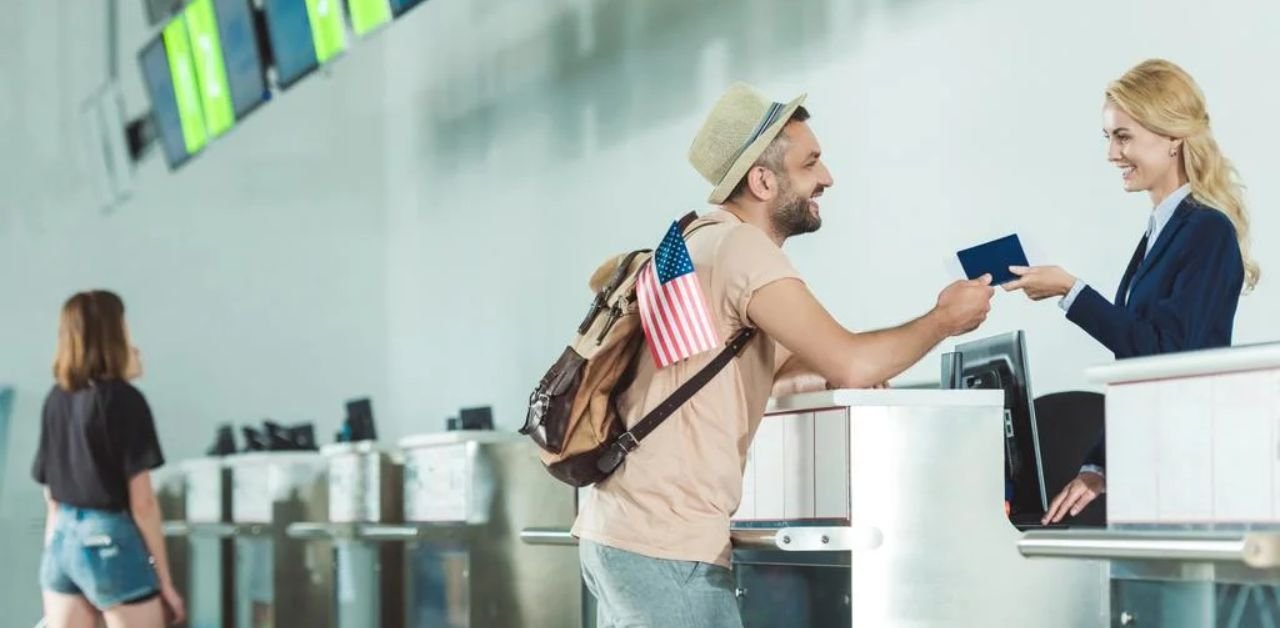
[
  {"left": 306, "top": 0, "right": 348, "bottom": 63},
  {"left": 185, "top": 0, "right": 235, "bottom": 138},
  {"left": 349, "top": 0, "right": 392, "bottom": 37},
  {"left": 162, "top": 19, "right": 208, "bottom": 155}
]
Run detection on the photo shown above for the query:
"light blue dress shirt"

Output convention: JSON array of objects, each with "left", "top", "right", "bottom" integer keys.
[
  {"left": 1060, "top": 183, "right": 1192, "bottom": 312},
  {"left": 1059, "top": 184, "right": 1192, "bottom": 478}
]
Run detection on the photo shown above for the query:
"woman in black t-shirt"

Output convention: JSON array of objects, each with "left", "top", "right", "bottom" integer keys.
[{"left": 32, "top": 291, "right": 186, "bottom": 627}]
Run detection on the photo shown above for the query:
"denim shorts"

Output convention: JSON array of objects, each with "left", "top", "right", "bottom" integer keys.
[{"left": 40, "top": 504, "right": 159, "bottom": 610}]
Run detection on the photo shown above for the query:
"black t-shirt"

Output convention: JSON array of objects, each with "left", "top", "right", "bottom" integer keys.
[{"left": 31, "top": 379, "right": 166, "bottom": 511}]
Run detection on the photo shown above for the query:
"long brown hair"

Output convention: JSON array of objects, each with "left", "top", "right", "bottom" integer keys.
[
  {"left": 1106, "top": 59, "right": 1259, "bottom": 292},
  {"left": 53, "top": 290, "right": 131, "bottom": 391}
]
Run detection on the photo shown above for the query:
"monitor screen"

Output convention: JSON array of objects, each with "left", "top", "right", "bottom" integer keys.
[
  {"left": 349, "top": 0, "right": 392, "bottom": 37},
  {"left": 390, "top": 0, "right": 428, "bottom": 17},
  {"left": 213, "top": 0, "right": 269, "bottom": 118},
  {"left": 945, "top": 331, "right": 1048, "bottom": 519},
  {"left": 185, "top": 0, "right": 235, "bottom": 138},
  {"left": 138, "top": 23, "right": 207, "bottom": 169},
  {"left": 263, "top": 0, "right": 347, "bottom": 89}
]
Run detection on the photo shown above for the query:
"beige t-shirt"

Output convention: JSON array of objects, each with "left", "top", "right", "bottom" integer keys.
[{"left": 572, "top": 210, "right": 802, "bottom": 567}]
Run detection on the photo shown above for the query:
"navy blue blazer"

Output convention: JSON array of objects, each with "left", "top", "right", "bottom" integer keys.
[{"left": 1068, "top": 197, "right": 1244, "bottom": 468}]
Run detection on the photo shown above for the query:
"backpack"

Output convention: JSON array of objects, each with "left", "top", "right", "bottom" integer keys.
[{"left": 519, "top": 212, "right": 756, "bottom": 487}]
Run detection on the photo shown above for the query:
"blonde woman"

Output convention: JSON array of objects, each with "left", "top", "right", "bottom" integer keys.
[
  {"left": 1006, "top": 59, "right": 1257, "bottom": 523},
  {"left": 33, "top": 291, "right": 185, "bottom": 627}
]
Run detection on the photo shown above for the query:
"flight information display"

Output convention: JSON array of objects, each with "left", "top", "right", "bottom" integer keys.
[
  {"left": 138, "top": 20, "right": 208, "bottom": 168},
  {"left": 349, "top": 0, "right": 392, "bottom": 37},
  {"left": 263, "top": 0, "right": 347, "bottom": 88}
]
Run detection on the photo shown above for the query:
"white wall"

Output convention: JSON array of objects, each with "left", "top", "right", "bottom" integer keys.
[
  {"left": 0, "top": 2, "right": 392, "bottom": 619},
  {"left": 2, "top": 0, "right": 1279, "bottom": 621},
  {"left": 382, "top": 0, "right": 1280, "bottom": 431}
]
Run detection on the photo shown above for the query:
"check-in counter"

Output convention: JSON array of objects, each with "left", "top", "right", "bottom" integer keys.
[
  {"left": 1020, "top": 343, "right": 1280, "bottom": 625},
  {"left": 160, "top": 458, "right": 235, "bottom": 628},
  {"left": 368, "top": 431, "right": 579, "bottom": 628},
  {"left": 286, "top": 441, "right": 404, "bottom": 628},
  {"left": 735, "top": 389, "right": 1105, "bottom": 627},
  {"left": 524, "top": 389, "right": 1106, "bottom": 627},
  {"left": 227, "top": 452, "right": 332, "bottom": 628}
]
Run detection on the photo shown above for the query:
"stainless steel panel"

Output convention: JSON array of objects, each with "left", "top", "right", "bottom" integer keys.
[
  {"left": 230, "top": 452, "right": 327, "bottom": 524},
  {"left": 188, "top": 534, "right": 233, "bottom": 628},
  {"left": 732, "top": 391, "right": 1106, "bottom": 627},
  {"left": 166, "top": 459, "right": 235, "bottom": 628},
  {"left": 285, "top": 522, "right": 406, "bottom": 628},
  {"left": 399, "top": 433, "right": 579, "bottom": 628},
  {"left": 323, "top": 442, "right": 403, "bottom": 524},
  {"left": 1110, "top": 580, "right": 1280, "bottom": 627},
  {"left": 227, "top": 452, "right": 332, "bottom": 628},
  {"left": 185, "top": 458, "right": 230, "bottom": 524},
  {"left": 834, "top": 398, "right": 1105, "bottom": 627}
]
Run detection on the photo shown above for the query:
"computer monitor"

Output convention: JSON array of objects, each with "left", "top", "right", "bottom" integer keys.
[
  {"left": 345, "top": 398, "right": 377, "bottom": 441},
  {"left": 942, "top": 331, "right": 1048, "bottom": 519}
]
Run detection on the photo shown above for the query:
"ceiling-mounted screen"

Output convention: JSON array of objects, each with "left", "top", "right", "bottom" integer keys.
[
  {"left": 263, "top": 0, "right": 348, "bottom": 89},
  {"left": 389, "top": 0, "right": 428, "bottom": 17},
  {"left": 138, "top": 20, "right": 207, "bottom": 169},
  {"left": 213, "top": 0, "right": 270, "bottom": 118},
  {"left": 349, "top": 0, "right": 392, "bottom": 37},
  {"left": 185, "top": 0, "right": 234, "bottom": 137}
]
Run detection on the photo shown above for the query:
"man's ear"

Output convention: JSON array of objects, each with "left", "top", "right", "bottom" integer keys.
[{"left": 746, "top": 166, "right": 777, "bottom": 201}]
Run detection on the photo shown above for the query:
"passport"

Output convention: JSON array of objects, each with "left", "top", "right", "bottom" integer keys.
[{"left": 957, "top": 234, "right": 1029, "bottom": 285}]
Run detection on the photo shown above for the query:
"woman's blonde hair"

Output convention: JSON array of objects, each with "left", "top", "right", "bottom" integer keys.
[
  {"left": 53, "top": 290, "right": 131, "bottom": 391},
  {"left": 1106, "top": 58, "right": 1259, "bottom": 292}
]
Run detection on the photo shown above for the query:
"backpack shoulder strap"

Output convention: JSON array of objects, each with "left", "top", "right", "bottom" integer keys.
[{"left": 594, "top": 327, "right": 757, "bottom": 475}]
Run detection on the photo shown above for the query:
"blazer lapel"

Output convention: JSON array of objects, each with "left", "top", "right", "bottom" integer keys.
[
  {"left": 1115, "top": 235, "right": 1148, "bottom": 308},
  {"left": 1129, "top": 199, "right": 1195, "bottom": 294}
]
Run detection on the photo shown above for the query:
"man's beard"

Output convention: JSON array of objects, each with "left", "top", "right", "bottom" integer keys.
[{"left": 770, "top": 174, "right": 822, "bottom": 238}]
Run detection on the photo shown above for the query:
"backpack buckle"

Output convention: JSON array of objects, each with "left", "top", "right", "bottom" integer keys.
[
  {"left": 616, "top": 431, "right": 639, "bottom": 453},
  {"left": 595, "top": 432, "right": 640, "bottom": 475},
  {"left": 520, "top": 391, "right": 550, "bottom": 435}
]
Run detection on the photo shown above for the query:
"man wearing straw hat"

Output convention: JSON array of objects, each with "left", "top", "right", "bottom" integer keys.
[{"left": 573, "top": 82, "right": 995, "bottom": 627}]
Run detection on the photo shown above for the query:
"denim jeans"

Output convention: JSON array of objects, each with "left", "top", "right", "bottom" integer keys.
[{"left": 580, "top": 539, "right": 744, "bottom": 628}]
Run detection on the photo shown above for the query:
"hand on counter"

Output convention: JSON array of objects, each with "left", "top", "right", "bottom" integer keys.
[
  {"left": 1005, "top": 265, "right": 1077, "bottom": 301},
  {"left": 1042, "top": 471, "right": 1105, "bottom": 524}
]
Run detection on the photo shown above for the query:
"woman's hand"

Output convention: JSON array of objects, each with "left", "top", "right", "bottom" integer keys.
[
  {"left": 161, "top": 581, "right": 187, "bottom": 625},
  {"left": 1005, "top": 266, "right": 1077, "bottom": 301},
  {"left": 1042, "top": 471, "right": 1105, "bottom": 524}
]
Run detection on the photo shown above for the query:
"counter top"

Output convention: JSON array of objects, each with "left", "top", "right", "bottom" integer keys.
[
  {"left": 766, "top": 388, "right": 1004, "bottom": 414},
  {"left": 319, "top": 440, "right": 386, "bottom": 457},
  {"left": 398, "top": 430, "right": 522, "bottom": 449},
  {"left": 220, "top": 451, "right": 325, "bottom": 465},
  {"left": 1086, "top": 341, "right": 1280, "bottom": 385}
]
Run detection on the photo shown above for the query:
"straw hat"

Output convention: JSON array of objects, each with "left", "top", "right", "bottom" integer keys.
[{"left": 689, "top": 82, "right": 807, "bottom": 204}]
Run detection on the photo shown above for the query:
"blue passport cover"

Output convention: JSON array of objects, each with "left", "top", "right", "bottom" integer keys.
[{"left": 957, "top": 234, "right": 1029, "bottom": 285}]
